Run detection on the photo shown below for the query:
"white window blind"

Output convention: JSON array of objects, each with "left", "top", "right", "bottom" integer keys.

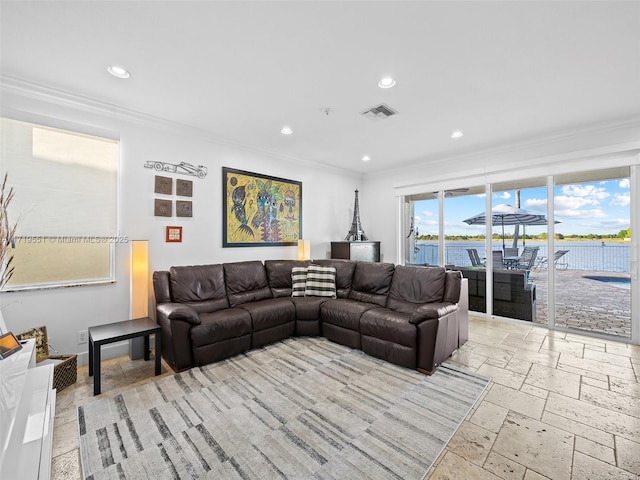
[{"left": 0, "top": 117, "right": 118, "bottom": 289}]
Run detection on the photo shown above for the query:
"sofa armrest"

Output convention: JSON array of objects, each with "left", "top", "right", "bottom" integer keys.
[
  {"left": 409, "top": 303, "right": 458, "bottom": 325},
  {"left": 157, "top": 303, "right": 201, "bottom": 325}
]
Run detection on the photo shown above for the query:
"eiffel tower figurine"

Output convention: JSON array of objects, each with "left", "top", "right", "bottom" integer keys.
[{"left": 345, "top": 188, "right": 368, "bottom": 241}]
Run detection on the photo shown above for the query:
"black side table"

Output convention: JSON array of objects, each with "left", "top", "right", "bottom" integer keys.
[{"left": 88, "top": 317, "right": 161, "bottom": 395}]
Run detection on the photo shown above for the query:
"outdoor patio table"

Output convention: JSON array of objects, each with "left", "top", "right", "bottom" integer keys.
[{"left": 503, "top": 256, "right": 521, "bottom": 269}]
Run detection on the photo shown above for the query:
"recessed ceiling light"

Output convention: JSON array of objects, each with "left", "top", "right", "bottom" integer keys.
[
  {"left": 280, "top": 126, "right": 293, "bottom": 135},
  {"left": 362, "top": 155, "right": 371, "bottom": 162},
  {"left": 107, "top": 65, "right": 130, "bottom": 79},
  {"left": 450, "top": 130, "right": 464, "bottom": 139},
  {"left": 378, "top": 77, "right": 396, "bottom": 89}
]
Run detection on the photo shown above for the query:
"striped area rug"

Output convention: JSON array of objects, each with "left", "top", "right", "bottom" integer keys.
[{"left": 78, "top": 337, "right": 489, "bottom": 480}]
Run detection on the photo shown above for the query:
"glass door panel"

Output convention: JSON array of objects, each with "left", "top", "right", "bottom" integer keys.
[
  {"left": 553, "top": 168, "right": 631, "bottom": 339},
  {"left": 408, "top": 192, "right": 439, "bottom": 266},
  {"left": 491, "top": 180, "right": 548, "bottom": 324}
]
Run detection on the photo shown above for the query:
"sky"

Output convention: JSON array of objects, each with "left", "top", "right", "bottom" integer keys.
[{"left": 414, "top": 178, "right": 631, "bottom": 237}]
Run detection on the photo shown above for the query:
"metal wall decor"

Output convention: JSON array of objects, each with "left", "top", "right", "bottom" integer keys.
[
  {"left": 176, "top": 200, "right": 192, "bottom": 217},
  {"left": 154, "top": 175, "right": 172, "bottom": 195},
  {"left": 154, "top": 199, "right": 172, "bottom": 217}
]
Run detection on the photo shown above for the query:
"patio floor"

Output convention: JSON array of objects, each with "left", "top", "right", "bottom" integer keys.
[{"left": 524, "top": 269, "right": 631, "bottom": 338}]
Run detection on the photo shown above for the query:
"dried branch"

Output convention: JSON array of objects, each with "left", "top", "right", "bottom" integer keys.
[{"left": 0, "top": 172, "right": 17, "bottom": 289}]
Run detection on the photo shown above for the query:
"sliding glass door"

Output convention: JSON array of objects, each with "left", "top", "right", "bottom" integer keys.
[{"left": 553, "top": 168, "right": 631, "bottom": 339}]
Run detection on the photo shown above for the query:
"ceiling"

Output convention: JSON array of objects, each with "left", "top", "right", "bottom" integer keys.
[{"left": 1, "top": 1, "right": 639, "bottom": 174}]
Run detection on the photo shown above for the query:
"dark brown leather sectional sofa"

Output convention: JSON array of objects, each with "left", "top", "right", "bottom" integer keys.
[{"left": 153, "top": 259, "right": 468, "bottom": 374}]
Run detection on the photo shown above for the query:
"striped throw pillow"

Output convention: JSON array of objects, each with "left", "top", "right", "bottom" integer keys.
[
  {"left": 291, "top": 266, "right": 308, "bottom": 297},
  {"left": 304, "top": 264, "right": 337, "bottom": 298}
]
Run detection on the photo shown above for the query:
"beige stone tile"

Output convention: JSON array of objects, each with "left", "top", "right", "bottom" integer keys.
[
  {"left": 616, "top": 436, "right": 640, "bottom": 475},
  {"left": 470, "top": 332, "right": 512, "bottom": 347},
  {"left": 556, "top": 363, "right": 610, "bottom": 383},
  {"left": 499, "top": 337, "right": 541, "bottom": 352},
  {"left": 470, "top": 401, "right": 509, "bottom": 434},
  {"left": 472, "top": 344, "right": 517, "bottom": 362},
  {"left": 524, "top": 333, "right": 547, "bottom": 345},
  {"left": 477, "top": 363, "right": 526, "bottom": 390},
  {"left": 558, "top": 353, "right": 637, "bottom": 382},
  {"left": 584, "top": 343, "right": 607, "bottom": 353},
  {"left": 485, "top": 357, "right": 510, "bottom": 369},
  {"left": 581, "top": 375, "right": 610, "bottom": 391},
  {"left": 540, "top": 411, "right": 614, "bottom": 448},
  {"left": 584, "top": 348, "right": 634, "bottom": 369},
  {"left": 524, "top": 364, "right": 581, "bottom": 398},
  {"left": 606, "top": 342, "right": 640, "bottom": 360},
  {"left": 492, "top": 411, "right": 573, "bottom": 480},
  {"left": 446, "top": 421, "right": 496, "bottom": 466},
  {"left": 574, "top": 436, "right": 615, "bottom": 465},
  {"left": 483, "top": 451, "right": 526, "bottom": 480},
  {"left": 51, "top": 448, "right": 82, "bottom": 480},
  {"left": 541, "top": 337, "right": 585, "bottom": 357},
  {"left": 572, "top": 451, "right": 638, "bottom": 480},
  {"left": 449, "top": 349, "right": 489, "bottom": 370},
  {"left": 484, "top": 384, "right": 546, "bottom": 420},
  {"left": 518, "top": 384, "right": 549, "bottom": 400},
  {"left": 609, "top": 377, "right": 640, "bottom": 399},
  {"left": 52, "top": 416, "right": 79, "bottom": 458},
  {"left": 427, "top": 450, "right": 502, "bottom": 480},
  {"left": 523, "top": 470, "right": 551, "bottom": 480},
  {"left": 580, "top": 384, "right": 640, "bottom": 419},
  {"left": 511, "top": 349, "right": 559, "bottom": 369},
  {"left": 545, "top": 392, "right": 640, "bottom": 444},
  {"left": 505, "top": 357, "right": 533, "bottom": 376},
  {"left": 564, "top": 333, "right": 606, "bottom": 348},
  {"left": 54, "top": 401, "right": 78, "bottom": 426}
]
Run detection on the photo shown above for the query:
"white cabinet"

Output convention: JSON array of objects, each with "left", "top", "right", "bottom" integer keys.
[{"left": 0, "top": 339, "right": 56, "bottom": 480}]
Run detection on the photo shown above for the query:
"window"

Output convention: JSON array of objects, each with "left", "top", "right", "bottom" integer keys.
[{"left": 0, "top": 117, "right": 118, "bottom": 289}]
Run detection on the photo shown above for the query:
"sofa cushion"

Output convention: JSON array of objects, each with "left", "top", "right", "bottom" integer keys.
[
  {"left": 305, "top": 265, "right": 337, "bottom": 298},
  {"left": 265, "top": 260, "right": 311, "bottom": 297},
  {"left": 386, "top": 265, "right": 446, "bottom": 313},
  {"left": 291, "top": 266, "right": 308, "bottom": 297},
  {"left": 347, "top": 261, "right": 395, "bottom": 306},
  {"left": 311, "top": 259, "right": 355, "bottom": 298},
  {"left": 224, "top": 261, "right": 272, "bottom": 307},
  {"left": 238, "top": 298, "right": 296, "bottom": 332},
  {"left": 169, "top": 264, "right": 229, "bottom": 313},
  {"left": 191, "top": 307, "right": 252, "bottom": 347},
  {"left": 360, "top": 308, "right": 416, "bottom": 348},
  {"left": 320, "top": 298, "right": 378, "bottom": 331}
]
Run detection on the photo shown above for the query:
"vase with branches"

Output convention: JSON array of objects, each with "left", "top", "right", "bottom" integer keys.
[
  {"left": 0, "top": 172, "right": 17, "bottom": 334},
  {"left": 0, "top": 173, "right": 17, "bottom": 290}
]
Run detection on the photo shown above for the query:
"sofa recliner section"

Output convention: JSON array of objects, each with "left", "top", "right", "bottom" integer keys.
[{"left": 153, "top": 259, "right": 468, "bottom": 374}]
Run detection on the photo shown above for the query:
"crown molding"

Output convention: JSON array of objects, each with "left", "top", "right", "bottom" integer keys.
[{"left": 0, "top": 74, "right": 362, "bottom": 178}]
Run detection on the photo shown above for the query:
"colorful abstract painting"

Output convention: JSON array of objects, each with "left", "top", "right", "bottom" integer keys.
[{"left": 222, "top": 167, "right": 302, "bottom": 247}]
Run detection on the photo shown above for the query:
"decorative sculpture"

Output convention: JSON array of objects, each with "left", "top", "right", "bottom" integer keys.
[{"left": 345, "top": 188, "right": 368, "bottom": 241}]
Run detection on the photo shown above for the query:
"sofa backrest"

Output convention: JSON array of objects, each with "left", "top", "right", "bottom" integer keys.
[
  {"left": 347, "top": 261, "right": 395, "bottom": 306},
  {"left": 264, "top": 259, "right": 311, "bottom": 297},
  {"left": 167, "top": 264, "right": 230, "bottom": 314},
  {"left": 311, "top": 259, "right": 356, "bottom": 298},
  {"left": 224, "top": 260, "right": 272, "bottom": 307},
  {"left": 386, "top": 265, "right": 447, "bottom": 313}
]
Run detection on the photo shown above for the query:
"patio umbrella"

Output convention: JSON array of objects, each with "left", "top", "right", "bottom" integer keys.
[{"left": 463, "top": 203, "right": 559, "bottom": 250}]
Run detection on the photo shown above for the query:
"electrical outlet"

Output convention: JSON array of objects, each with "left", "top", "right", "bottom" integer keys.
[{"left": 77, "top": 330, "right": 88, "bottom": 344}]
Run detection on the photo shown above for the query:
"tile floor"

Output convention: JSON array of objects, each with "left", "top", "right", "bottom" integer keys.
[{"left": 50, "top": 315, "right": 640, "bottom": 479}]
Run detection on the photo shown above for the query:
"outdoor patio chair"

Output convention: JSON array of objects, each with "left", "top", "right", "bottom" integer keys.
[
  {"left": 492, "top": 250, "right": 505, "bottom": 269},
  {"left": 535, "top": 250, "right": 569, "bottom": 270},
  {"left": 467, "top": 248, "right": 483, "bottom": 267},
  {"left": 504, "top": 247, "right": 519, "bottom": 257},
  {"left": 516, "top": 246, "right": 539, "bottom": 270}
]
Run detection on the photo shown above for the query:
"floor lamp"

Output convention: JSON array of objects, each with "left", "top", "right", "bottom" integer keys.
[
  {"left": 130, "top": 239, "right": 149, "bottom": 359},
  {"left": 297, "top": 239, "right": 311, "bottom": 261}
]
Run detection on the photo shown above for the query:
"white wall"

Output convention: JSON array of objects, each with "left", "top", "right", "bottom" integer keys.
[{"left": 0, "top": 88, "right": 361, "bottom": 363}]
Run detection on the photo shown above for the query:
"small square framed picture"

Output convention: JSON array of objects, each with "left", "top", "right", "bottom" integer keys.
[{"left": 166, "top": 226, "right": 182, "bottom": 243}]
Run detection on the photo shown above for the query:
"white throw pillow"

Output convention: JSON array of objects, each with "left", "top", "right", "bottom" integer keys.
[
  {"left": 304, "top": 265, "right": 337, "bottom": 298},
  {"left": 291, "top": 266, "right": 308, "bottom": 297}
]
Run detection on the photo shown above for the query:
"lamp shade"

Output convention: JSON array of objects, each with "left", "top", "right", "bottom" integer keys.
[
  {"left": 297, "top": 239, "right": 311, "bottom": 261},
  {"left": 130, "top": 240, "right": 149, "bottom": 318}
]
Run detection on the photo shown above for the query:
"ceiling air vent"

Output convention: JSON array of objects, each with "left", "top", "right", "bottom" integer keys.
[{"left": 361, "top": 103, "right": 398, "bottom": 121}]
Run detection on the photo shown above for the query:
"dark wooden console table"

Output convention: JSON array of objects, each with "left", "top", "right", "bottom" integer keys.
[
  {"left": 331, "top": 241, "right": 381, "bottom": 262},
  {"left": 88, "top": 317, "right": 161, "bottom": 395}
]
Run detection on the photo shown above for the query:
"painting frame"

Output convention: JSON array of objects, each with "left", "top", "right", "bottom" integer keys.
[
  {"left": 166, "top": 226, "right": 182, "bottom": 243},
  {"left": 222, "top": 167, "right": 302, "bottom": 247}
]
